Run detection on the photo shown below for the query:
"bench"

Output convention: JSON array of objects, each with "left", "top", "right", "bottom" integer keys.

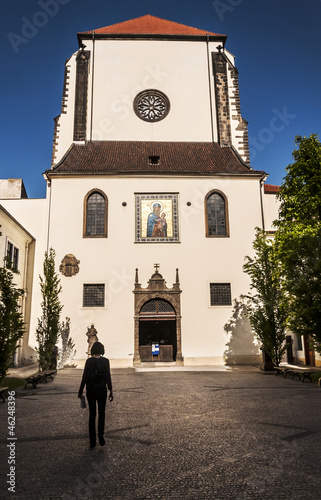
[
  {"left": 24, "top": 370, "right": 57, "bottom": 389},
  {"left": 0, "top": 387, "right": 8, "bottom": 403},
  {"left": 42, "top": 370, "right": 57, "bottom": 382},
  {"left": 274, "top": 367, "right": 313, "bottom": 382},
  {"left": 301, "top": 372, "right": 313, "bottom": 383}
]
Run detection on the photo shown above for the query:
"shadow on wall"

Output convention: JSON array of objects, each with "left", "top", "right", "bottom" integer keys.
[{"left": 224, "top": 298, "right": 261, "bottom": 365}]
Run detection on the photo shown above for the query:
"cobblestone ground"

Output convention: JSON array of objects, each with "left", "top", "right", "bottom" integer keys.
[{"left": 1, "top": 367, "right": 321, "bottom": 500}]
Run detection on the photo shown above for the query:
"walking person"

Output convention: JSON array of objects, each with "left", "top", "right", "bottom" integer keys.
[{"left": 78, "top": 342, "right": 113, "bottom": 448}]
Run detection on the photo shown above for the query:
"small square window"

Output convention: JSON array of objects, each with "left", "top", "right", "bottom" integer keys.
[
  {"left": 149, "top": 156, "right": 160, "bottom": 166},
  {"left": 83, "top": 284, "right": 105, "bottom": 307},
  {"left": 210, "top": 283, "right": 231, "bottom": 306}
]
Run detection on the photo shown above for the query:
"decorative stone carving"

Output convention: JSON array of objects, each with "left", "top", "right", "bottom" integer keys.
[
  {"left": 133, "top": 265, "right": 183, "bottom": 365},
  {"left": 59, "top": 254, "right": 80, "bottom": 277},
  {"left": 86, "top": 324, "right": 98, "bottom": 356},
  {"left": 133, "top": 89, "right": 170, "bottom": 122}
]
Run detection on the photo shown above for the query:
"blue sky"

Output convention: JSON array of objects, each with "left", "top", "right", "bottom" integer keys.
[{"left": 1, "top": 0, "right": 320, "bottom": 198}]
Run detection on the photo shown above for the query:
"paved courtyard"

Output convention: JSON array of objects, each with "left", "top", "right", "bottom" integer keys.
[{"left": 1, "top": 366, "right": 321, "bottom": 500}]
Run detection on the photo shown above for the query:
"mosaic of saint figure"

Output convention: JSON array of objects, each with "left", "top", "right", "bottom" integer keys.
[{"left": 147, "top": 203, "right": 168, "bottom": 237}]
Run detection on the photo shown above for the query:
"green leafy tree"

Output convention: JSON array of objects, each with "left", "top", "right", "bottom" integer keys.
[
  {"left": 243, "top": 229, "right": 287, "bottom": 366},
  {"left": 36, "top": 248, "right": 63, "bottom": 370},
  {"left": 275, "top": 134, "right": 321, "bottom": 350},
  {"left": 0, "top": 259, "right": 25, "bottom": 381}
]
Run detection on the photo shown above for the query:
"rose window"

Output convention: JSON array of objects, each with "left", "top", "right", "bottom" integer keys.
[{"left": 134, "top": 90, "right": 170, "bottom": 122}]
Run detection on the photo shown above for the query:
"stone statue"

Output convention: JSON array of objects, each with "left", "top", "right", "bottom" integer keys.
[{"left": 86, "top": 324, "right": 98, "bottom": 356}]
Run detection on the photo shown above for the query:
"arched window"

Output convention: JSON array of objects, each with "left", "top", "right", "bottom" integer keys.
[
  {"left": 83, "top": 190, "right": 108, "bottom": 238},
  {"left": 205, "top": 190, "right": 229, "bottom": 237}
]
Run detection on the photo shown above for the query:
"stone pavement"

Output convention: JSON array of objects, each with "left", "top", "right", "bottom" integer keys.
[{"left": 1, "top": 366, "right": 321, "bottom": 500}]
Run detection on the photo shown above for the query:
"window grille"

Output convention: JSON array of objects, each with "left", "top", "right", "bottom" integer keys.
[
  {"left": 140, "top": 299, "right": 175, "bottom": 314},
  {"left": 158, "top": 300, "right": 174, "bottom": 313},
  {"left": 83, "top": 284, "right": 105, "bottom": 307},
  {"left": 206, "top": 192, "right": 226, "bottom": 236},
  {"left": 141, "top": 300, "right": 157, "bottom": 313},
  {"left": 86, "top": 192, "right": 106, "bottom": 236},
  {"left": 210, "top": 283, "right": 231, "bottom": 306}
]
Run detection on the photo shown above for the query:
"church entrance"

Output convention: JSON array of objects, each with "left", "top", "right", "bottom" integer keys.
[
  {"left": 139, "top": 299, "right": 177, "bottom": 362},
  {"left": 133, "top": 266, "right": 183, "bottom": 365}
]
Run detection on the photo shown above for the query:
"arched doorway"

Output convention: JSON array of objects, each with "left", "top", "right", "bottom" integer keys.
[
  {"left": 139, "top": 299, "right": 177, "bottom": 362},
  {"left": 133, "top": 266, "right": 183, "bottom": 365}
]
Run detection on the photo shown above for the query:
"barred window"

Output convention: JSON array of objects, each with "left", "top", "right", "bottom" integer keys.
[
  {"left": 83, "top": 284, "right": 105, "bottom": 307},
  {"left": 210, "top": 283, "right": 231, "bottom": 306},
  {"left": 84, "top": 190, "right": 107, "bottom": 237},
  {"left": 206, "top": 191, "right": 228, "bottom": 237}
]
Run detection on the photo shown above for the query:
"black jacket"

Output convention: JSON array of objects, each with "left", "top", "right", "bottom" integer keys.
[{"left": 78, "top": 356, "right": 112, "bottom": 396}]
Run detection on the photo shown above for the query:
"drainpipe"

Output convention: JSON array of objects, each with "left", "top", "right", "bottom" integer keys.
[
  {"left": 44, "top": 173, "right": 52, "bottom": 252},
  {"left": 260, "top": 177, "right": 266, "bottom": 231}
]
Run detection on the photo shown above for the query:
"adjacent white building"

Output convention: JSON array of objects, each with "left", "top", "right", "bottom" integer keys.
[
  {"left": 0, "top": 187, "right": 36, "bottom": 366},
  {"left": 2, "top": 15, "right": 298, "bottom": 368}
]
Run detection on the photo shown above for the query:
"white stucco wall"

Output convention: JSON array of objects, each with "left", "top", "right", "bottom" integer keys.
[
  {"left": 18, "top": 173, "right": 264, "bottom": 367},
  {"left": 263, "top": 192, "right": 280, "bottom": 231},
  {"left": 0, "top": 206, "right": 33, "bottom": 289},
  {"left": 0, "top": 198, "right": 49, "bottom": 364},
  {"left": 0, "top": 205, "right": 37, "bottom": 365},
  {"left": 53, "top": 39, "right": 240, "bottom": 165}
]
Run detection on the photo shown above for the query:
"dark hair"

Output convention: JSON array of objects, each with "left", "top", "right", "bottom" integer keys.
[{"left": 91, "top": 342, "right": 105, "bottom": 356}]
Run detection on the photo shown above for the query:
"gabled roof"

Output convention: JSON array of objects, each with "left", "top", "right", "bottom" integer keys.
[
  {"left": 78, "top": 14, "right": 226, "bottom": 41},
  {"left": 264, "top": 184, "right": 280, "bottom": 194},
  {"left": 49, "top": 141, "right": 264, "bottom": 177}
]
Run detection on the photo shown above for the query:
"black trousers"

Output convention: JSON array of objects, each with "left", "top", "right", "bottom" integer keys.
[{"left": 86, "top": 386, "right": 107, "bottom": 444}]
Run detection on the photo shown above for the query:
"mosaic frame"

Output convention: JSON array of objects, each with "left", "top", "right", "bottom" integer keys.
[{"left": 135, "top": 193, "right": 179, "bottom": 243}]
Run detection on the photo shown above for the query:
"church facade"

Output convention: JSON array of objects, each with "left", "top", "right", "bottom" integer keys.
[{"left": 1, "top": 15, "right": 282, "bottom": 368}]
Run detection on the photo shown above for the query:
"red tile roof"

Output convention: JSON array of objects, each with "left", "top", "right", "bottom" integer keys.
[
  {"left": 79, "top": 15, "right": 225, "bottom": 37},
  {"left": 50, "top": 141, "right": 264, "bottom": 176},
  {"left": 264, "top": 184, "right": 280, "bottom": 194}
]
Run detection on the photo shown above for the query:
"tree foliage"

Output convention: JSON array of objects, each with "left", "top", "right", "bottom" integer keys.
[
  {"left": 0, "top": 260, "right": 25, "bottom": 381},
  {"left": 36, "top": 248, "right": 63, "bottom": 370},
  {"left": 243, "top": 229, "right": 287, "bottom": 366},
  {"left": 275, "top": 134, "right": 321, "bottom": 350}
]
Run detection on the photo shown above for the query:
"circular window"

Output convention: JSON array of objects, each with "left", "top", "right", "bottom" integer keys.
[{"left": 133, "top": 89, "right": 170, "bottom": 122}]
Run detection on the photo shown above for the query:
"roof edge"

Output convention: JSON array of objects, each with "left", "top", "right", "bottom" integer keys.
[
  {"left": 77, "top": 32, "right": 227, "bottom": 46},
  {"left": 0, "top": 204, "right": 36, "bottom": 241},
  {"left": 45, "top": 170, "right": 266, "bottom": 179}
]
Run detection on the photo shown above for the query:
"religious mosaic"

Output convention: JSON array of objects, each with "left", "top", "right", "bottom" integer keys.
[{"left": 135, "top": 194, "right": 179, "bottom": 243}]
